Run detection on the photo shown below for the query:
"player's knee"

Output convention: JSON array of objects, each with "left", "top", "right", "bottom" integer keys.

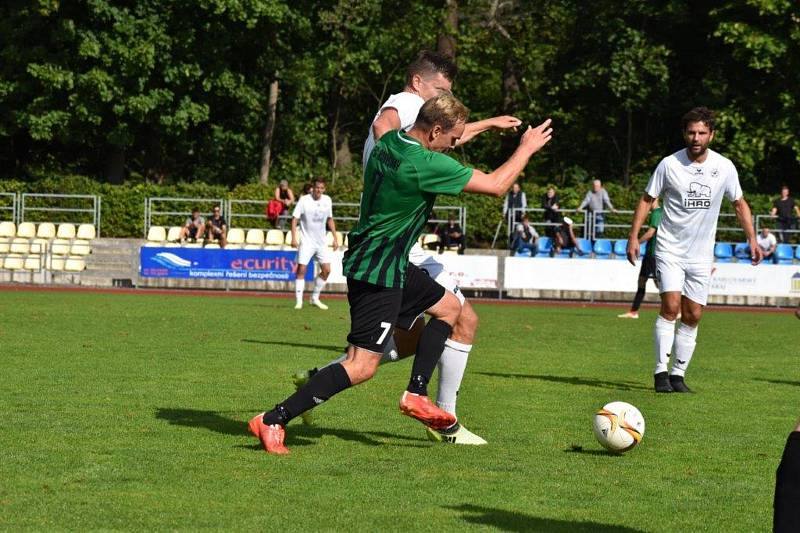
[
  {"left": 434, "top": 291, "right": 461, "bottom": 326},
  {"left": 453, "top": 302, "right": 478, "bottom": 340},
  {"left": 296, "top": 264, "right": 307, "bottom": 277},
  {"left": 319, "top": 265, "right": 331, "bottom": 280}
]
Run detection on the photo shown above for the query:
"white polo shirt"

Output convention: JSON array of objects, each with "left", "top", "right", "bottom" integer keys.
[{"left": 292, "top": 194, "right": 333, "bottom": 249}]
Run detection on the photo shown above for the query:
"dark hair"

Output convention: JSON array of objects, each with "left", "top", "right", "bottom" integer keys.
[
  {"left": 521, "top": 214, "right": 530, "bottom": 222},
  {"left": 682, "top": 107, "right": 715, "bottom": 131},
  {"left": 407, "top": 50, "right": 457, "bottom": 84},
  {"left": 191, "top": 206, "right": 199, "bottom": 213},
  {"left": 781, "top": 184, "right": 789, "bottom": 190},
  {"left": 313, "top": 177, "right": 326, "bottom": 186}
]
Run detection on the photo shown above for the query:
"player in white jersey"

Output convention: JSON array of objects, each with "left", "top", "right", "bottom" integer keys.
[
  {"left": 293, "top": 51, "right": 521, "bottom": 444},
  {"left": 291, "top": 178, "right": 339, "bottom": 310},
  {"left": 627, "top": 107, "right": 762, "bottom": 393}
]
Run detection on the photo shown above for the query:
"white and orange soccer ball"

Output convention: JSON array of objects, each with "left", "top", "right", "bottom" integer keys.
[{"left": 593, "top": 401, "right": 645, "bottom": 453}]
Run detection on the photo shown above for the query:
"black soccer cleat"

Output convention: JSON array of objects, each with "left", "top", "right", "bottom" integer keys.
[
  {"left": 669, "top": 374, "right": 692, "bottom": 393},
  {"left": 654, "top": 371, "right": 673, "bottom": 393}
]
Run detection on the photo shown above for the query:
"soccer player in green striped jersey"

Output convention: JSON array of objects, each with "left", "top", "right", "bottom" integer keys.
[{"left": 249, "top": 94, "right": 552, "bottom": 454}]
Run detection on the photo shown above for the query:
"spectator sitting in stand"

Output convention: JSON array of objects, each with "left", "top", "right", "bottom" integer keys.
[
  {"left": 541, "top": 186, "right": 560, "bottom": 237},
  {"left": 503, "top": 182, "right": 527, "bottom": 226},
  {"left": 511, "top": 214, "right": 539, "bottom": 255},
  {"left": 578, "top": 179, "right": 616, "bottom": 238},
  {"left": 205, "top": 205, "right": 228, "bottom": 248},
  {"left": 179, "top": 207, "right": 205, "bottom": 243},
  {"left": 551, "top": 216, "right": 584, "bottom": 257},
  {"left": 757, "top": 226, "right": 777, "bottom": 263},
  {"left": 771, "top": 184, "right": 800, "bottom": 243},
  {"left": 274, "top": 179, "right": 296, "bottom": 229},
  {"left": 438, "top": 214, "right": 465, "bottom": 255}
]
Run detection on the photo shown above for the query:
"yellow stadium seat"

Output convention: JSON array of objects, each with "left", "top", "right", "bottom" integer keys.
[
  {"left": 30, "top": 239, "right": 48, "bottom": 254},
  {"left": 183, "top": 242, "right": 203, "bottom": 248},
  {"left": 57, "top": 223, "right": 76, "bottom": 239},
  {"left": 264, "top": 229, "right": 284, "bottom": 250},
  {"left": 227, "top": 228, "right": 246, "bottom": 245},
  {"left": 163, "top": 242, "right": 180, "bottom": 248},
  {"left": 166, "top": 226, "right": 182, "bottom": 242},
  {"left": 49, "top": 255, "right": 66, "bottom": 271},
  {"left": 9, "top": 238, "right": 30, "bottom": 254},
  {"left": 51, "top": 239, "right": 72, "bottom": 255},
  {"left": 36, "top": 222, "right": 56, "bottom": 239},
  {"left": 204, "top": 243, "right": 220, "bottom": 249},
  {"left": 421, "top": 233, "right": 439, "bottom": 248},
  {"left": 64, "top": 256, "right": 85, "bottom": 272},
  {"left": 147, "top": 226, "right": 167, "bottom": 242},
  {"left": 76, "top": 224, "right": 96, "bottom": 240},
  {"left": 0, "top": 221, "right": 15, "bottom": 238},
  {"left": 70, "top": 240, "right": 91, "bottom": 255},
  {"left": 16, "top": 222, "right": 36, "bottom": 239},
  {"left": 244, "top": 229, "right": 265, "bottom": 250},
  {"left": 325, "top": 232, "right": 335, "bottom": 247},
  {"left": 0, "top": 238, "right": 9, "bottom": 254},
  {"left": 284, "top": 231, "right": 300, "bottom": 249},
  {"left": 3, "top": 254, "right": 24, "bottom": 270},
  {"left": 24, "top": 255, "right": 41, "bottom": 270},
  {"left": 336, "top": 231, "right": 344, "bottom": 248}
]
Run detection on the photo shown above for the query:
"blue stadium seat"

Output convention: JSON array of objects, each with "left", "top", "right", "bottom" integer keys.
[
  {"left": 576, "top": 238, "right": 593, "bottom": 259},
  {"left": 795, "top": 246, "right": 800, "bottom": 260},
  {"left": 734, "top": 243, "right": 750, "bottom": 261},
  {"left": 514, "top": 248, "right": 532, "bottom": 258},
  {"left": 714, "top": 243, "right": 733, "bottom": 263},
  {"left": 776, "top": 244, "right": 794, "bottom": 265},
  {"left": 536, "top": 236, "right": 552, "bottom": 256},
  {"left": 613, "top": 239, "right": 627, "bottom": 259},
  {"left": 593, "top": 239, "right": 613, "bottom": 259},
  {"left": 639, "top": 242, "right": 647, "bottom": 256}
]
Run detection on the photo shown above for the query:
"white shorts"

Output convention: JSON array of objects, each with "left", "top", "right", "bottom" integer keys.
[
  {"left": 297, "top": 243, "right": 333, "bottom": 267},
  {"left": 655, "top": 255, "right": 713, "bottom": 306},
  {"left": 411, "top": 252, "right": 466, "bottom": 306}
]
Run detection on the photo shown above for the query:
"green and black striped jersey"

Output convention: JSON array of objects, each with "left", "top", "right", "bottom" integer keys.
[{"left": 343, "top": 130, "right": 472, "bottom": 288}]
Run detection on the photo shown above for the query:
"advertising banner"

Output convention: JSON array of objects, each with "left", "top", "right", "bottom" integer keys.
[
  {"left": 139, "top": 247, "right": 313, "bottom": 281},
  {"left": 326, "top": 251, "right": 498, "bottom": 288},
  {"left": 504, "top": 257, "right": 800, "bottom": 297}
]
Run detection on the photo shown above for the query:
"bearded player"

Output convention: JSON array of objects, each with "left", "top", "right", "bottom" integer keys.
[{"left": 627, "top": 107, "right": 762, "bottom": 393}]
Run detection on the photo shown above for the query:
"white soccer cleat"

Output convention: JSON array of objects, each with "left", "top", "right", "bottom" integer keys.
[
  {"left": 426, "top": 423, "right": 487, "bottom": 445},
  {"left": 310, "top": 299, "right": 328, "bottom": 310},
  {"left": 617, "top": 311, "right": 639, "bottom": 319},
  {"left": 294, "top": 302, "right": 302, "bottom": 310}
]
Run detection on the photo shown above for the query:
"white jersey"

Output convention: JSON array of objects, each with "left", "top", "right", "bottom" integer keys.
[
  {"left": 292, "top": 193, "right": 333, "bottom": 248},
  {"left": 645, "top": 148, "right": 742, "bottom": 263},
  {"left": 362, "top": 92, "right": 424, "bottom": 167}
]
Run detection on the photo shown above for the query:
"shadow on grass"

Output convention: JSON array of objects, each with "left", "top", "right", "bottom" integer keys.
[
  {"left": 241, "top": 339, "right": 344, "bottom": 353},
  {"left": 754, "top": 378, "right": 800, "bottom": 387},
  {"left": 155, "top": 408, "right": 427, "bottom": 449},
  {"left": 447, "top": 504, "right": 643, "bottom": 532},
  {"left": 564, "top": 447, "right": 622, "bottom": 457},
  {"left": 477, "top": 372, "right": 649, "bottom": 391}
]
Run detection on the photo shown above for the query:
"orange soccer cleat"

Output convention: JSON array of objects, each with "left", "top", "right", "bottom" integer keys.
[
  {"left": 399, "top": 391, "right": 457, "bottom": 430},
  {"left": 248, "top": 413, "right": 290, "bottom": 455}
]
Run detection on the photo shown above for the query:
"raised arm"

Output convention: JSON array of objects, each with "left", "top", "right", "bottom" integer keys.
[
  {"left": 462, "top": 119, "right": 552, "bottom": 197},
  {"left": 372, "top": 108, "right": 402, "bottom": 142},
  {"left": 733, "top": 197, "right": 762, "bottom": 265},
  {"left": 457, "top": 115, "right": 522, "bottom": 146},
  {"left": 626, "top": 194, "right": 656, "bottom": 265}
]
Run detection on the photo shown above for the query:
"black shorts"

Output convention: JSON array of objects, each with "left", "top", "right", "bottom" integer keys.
[
  {"left": 346, "top": 264, "right": 446, "bottom": 353},
  {"left": 640, "top": 254, "right": 656, "bottom": 279},
  {"left": 188, "top": 226, "right": 200, "bottom": 239}
]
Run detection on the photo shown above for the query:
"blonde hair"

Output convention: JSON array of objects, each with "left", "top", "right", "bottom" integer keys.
[{"left": 414, "top": 93, "right": 470, "bottom": 132}]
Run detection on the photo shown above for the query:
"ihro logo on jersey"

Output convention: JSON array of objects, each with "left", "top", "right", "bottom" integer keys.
[{"left": 683, "top": 167, "right": 718, "bottom": 209}]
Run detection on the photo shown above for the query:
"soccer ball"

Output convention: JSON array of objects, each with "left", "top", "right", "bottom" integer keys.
[{"left": 593, "top": 401, "right": 645, "bottom": 453}]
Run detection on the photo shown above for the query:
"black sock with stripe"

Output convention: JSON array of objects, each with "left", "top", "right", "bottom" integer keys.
[
  {"left": 407, "top": 318, "right": 452, "bottom": 396},
  {"left": 262, "top": 363, "right": 351, "bottom": 426}
]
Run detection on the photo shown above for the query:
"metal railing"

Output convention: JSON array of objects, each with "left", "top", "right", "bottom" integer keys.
[
  {"left": 20, "top": 194, "right": 101, "bottom": 235},
  {"left": 0, "top": 192, "right": 16, "bottom": 222},
  {"left": 756, "top": 214, "right": 800, "bottom": 243},
  {"left": 144, "top": 197, "right": 227, "bottom": 238}
]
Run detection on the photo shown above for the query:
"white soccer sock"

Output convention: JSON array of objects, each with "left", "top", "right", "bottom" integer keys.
[
  {"left": 436, "top": 339, "right": 472, "bottom": 416},
  {"left": 670, "top": 322, "right": 698, "bottom": 377},
  {"left": 295, "top": 279, "right": 305, "bottom": 305},
  {"left": 311, "top": 276, "right": 326, "bottom": 301},
  {"left": 653, "top": 315, "right": 676, "bottom": 374}
]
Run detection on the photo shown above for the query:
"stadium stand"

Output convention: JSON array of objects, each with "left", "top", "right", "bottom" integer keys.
[
  {"left": 244, "top": 229, "right": 265, "bottom": 250},
  {"left": 775, "top": 244, "right": 794, "bottom": 265},
  {"left": 576, "top": 238, "right": 593, "bottom": 258},
  {"left": 535, "top": 236, "right": 552, "bottom": 257},
  {"left": 734, "top": 243, "right": 750, "bottom": 261},
  {"left": 593, "top": 239, "right": 613, "bottom": 259},
  {"left": 613, "top": 239, "right": 627, "bottom": 259},
  {"left": 226, "top": 228, "right": 245, "bottom": 249},
  {"left": 264, "top": 229, "right": 284, "bottom": 250}
]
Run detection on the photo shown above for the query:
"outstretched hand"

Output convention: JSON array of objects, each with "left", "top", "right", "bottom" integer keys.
[
  {"left": 519, "top": 118, "right": 553, "bottom": 155},
  {"left": 491, "top": 115, "right": 523, "bottom": 132}
]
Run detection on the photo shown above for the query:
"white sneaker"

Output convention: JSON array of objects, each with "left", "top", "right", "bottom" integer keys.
[
  {"left": 617, "top": 311, "right": 639, "bottom": 319},
  {"left": 294, "top": 302, "right": 302, "bottom": 310},
  {"left": 310, "top": 299, "right": 328, "bottom": 310},
  {"left": 426, "top": 423, "right": 487, "bottom": 445}
]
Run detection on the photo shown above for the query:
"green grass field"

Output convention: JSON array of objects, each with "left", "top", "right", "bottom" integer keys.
[{"left": 1, "top": 288, "right": 797, "bottom": 531}]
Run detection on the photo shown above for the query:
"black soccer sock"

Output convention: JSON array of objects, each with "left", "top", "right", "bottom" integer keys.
[
  {"left": 407, "top": 318, "right": 452, "bottom": 396},
  {"left": 631, "top": 285, "right": 646, "bottom": 312},
  {"left": 262, "top": 363, "right": 352, "bottom": 426},
  {"left": 775, "top": 431, "right": 800, "bottom": 532}
]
